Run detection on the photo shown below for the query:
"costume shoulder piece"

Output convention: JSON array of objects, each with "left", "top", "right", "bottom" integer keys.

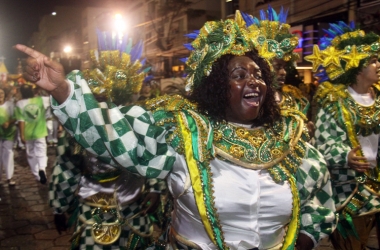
[
  {"left": 280, "top": 85, "right": 310, "bottom": 115},
  {"left": 282, "top": 85, "right": 305, "bottom": 99},
  {"left": 313, "top": 81, "right": 348, "bottom": 108},
  {"left": 143, "top": 94, "right": 197, "bottom": 113},
  {"left": 213, "top": 110, "right": 307, "bottom": 179},
  {"left": 143, "top": 94, "right": 214, "bottom": 161}
]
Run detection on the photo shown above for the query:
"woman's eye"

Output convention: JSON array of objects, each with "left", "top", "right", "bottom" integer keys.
[{"left": 231, "top": 71, "right": 247, "bottom": 79}]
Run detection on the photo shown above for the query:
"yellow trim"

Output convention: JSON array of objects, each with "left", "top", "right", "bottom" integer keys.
[
  {"left": 177, "top": 113, "right": 217, "bottom": 247},
  {"left": 341, "top": 100, "right": 361, "bottom": 152},
  {"left": 98, "top": 175, "right": 120, "bottom": 183},
  {"left": 281, "top": 168, "right": 300, "bottom": 250}
]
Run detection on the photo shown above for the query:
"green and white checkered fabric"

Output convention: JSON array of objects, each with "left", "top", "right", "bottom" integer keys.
[
  {"left": 49, "top": 133, "right": 81, "bottom": 214},
  {"left": 296, "top": 142, "right": 337, "bottom": 244},
  {"left": 50, "top": 131, "right": 163, "bottom": 249},
  {"left": 314, "top": 108, "right": 351, "bottom": 170},
  {"left": 52, "top": 71, "right": 176, "bottom": 179},
  {"left": 314, "top": 106, "right": 380, "bottom": 214}
]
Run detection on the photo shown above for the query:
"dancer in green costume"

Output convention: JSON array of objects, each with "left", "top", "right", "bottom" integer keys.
[
  {"left": 306, "top": 21, "right": 380, "bottom": 249},
  {"left": 16, "top": 10, "right": 336, "bottom": 250}
]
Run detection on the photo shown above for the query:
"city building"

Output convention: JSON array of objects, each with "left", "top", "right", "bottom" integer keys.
[
  {"left": 126, "top": 0, "right": 222, "bottom": 79},
  {"left": 28, "top": 0, "right": 380, "bottom": 85}
]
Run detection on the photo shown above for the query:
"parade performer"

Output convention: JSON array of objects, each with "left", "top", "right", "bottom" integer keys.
[
  {"left": 16, "top": 10, "right": 336, "bottom": 250},
  {"left": 0, "top": 87, "right": 16, "bottom": 185},
  {"left": 244, "top": 6, "right": 310, "bottom": 116},
  {"left": 15, "top": 84, "right": 49, "bottom": 184},
  {"left": 48, "top": 36, "right": 169, "bottom": 249},
  {"left": 306, "top": 21, "right": 380, "bottom": 249}
]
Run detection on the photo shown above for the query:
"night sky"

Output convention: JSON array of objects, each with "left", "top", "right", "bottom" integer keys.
[{"left": 0, "top": 0, "right": 102, "bottom": 72}]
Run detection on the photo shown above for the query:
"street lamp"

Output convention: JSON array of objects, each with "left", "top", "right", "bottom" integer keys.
[
  {"left": 113, "top": 14, "right": 127, "bottom": 44},
  {"left": 114, "top": 14, "right": 126, "bottom": 33},
  {"left": 63, "top": 45, "right": 73, "bottom": 67},
  {"left": 63, "top": 45, "right": 72, "bottom": 54}
]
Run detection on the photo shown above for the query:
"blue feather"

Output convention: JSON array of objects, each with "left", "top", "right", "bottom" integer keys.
[
  {"left": 140, "top": 58, "right": 146, "bottom": 66},
  {"left": 323, "top": 28, "right": 337, "bottom": 38},
  {"left": 267, "top": 5, "right": 274, "bottom": 21},
  {"left": 338, "top": 21, "right": 351, "bottom": 31},
  {"left": 144, "top": 75, "right": 154, "bottom": 82},
  {"left": 257, "top": 6, "right": 289, "bottom": 24},
  {"left": 118, "top": 35, "right": 127, "bottom": 52},
  {"left": 125, "top": 38, "right": 133, "bottom": 54},
  {"left": 283, "top": 8, "right": 289, "bottom": 23},
  {"left": 241, "top": 11, "right": 254, "bottom": 27},
  {"left": 272, "top": 8, "right": 279, "bottom": 22},
  {"left": 349, "top": 21, "right": 356, "bottom": 30},
  {"left": 180, "top": 57, "right": 188, "bottom": 63},
  {"left": 253, "top": 17, "right": 260, "bottom": 26},
  {"left": 184, "top": 32, "right": 199, "bottom": 40},
  {"left": 140, "top": 66, "right": 151, "bottom": 74},
  {"left": 330, "top": 23, "right": 345, "bottom": 35},
  {"left": 130, "top": 40, "right": 143, "bottom": 63},
  {"left": 183, "top": 43, "right": 194, "bottom": 51},
  {"left": 278, "top": 6, "right": 289, "bottom": 23},
  {"left": 319, "top": 36, "right": 332, "bottom": 49},
  {"left": 278, "top": 7, "right": 285, "bottom": 23},
  {"left": 260, "top": 9, "right": 267, "bottom": 20},
  {"left": 315, "top": 69, "right": 329, "bottom": 83},
  {"left": 96, "top": 29, "right": 106, "bottom": 51}
]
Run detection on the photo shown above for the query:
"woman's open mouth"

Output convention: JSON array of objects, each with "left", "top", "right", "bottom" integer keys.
[{"left": 243, "top": 92, "right": 261, "bottom": 106}]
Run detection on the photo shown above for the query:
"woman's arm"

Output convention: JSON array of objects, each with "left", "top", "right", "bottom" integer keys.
[
  {"left": 15, "top": 44, "right": 176, "bottom": 179},
  {"left": 51, "top": 71, "right": 176, "bottom": 179},
  {"left": 296, "top": 143, "right": 337, "bottom": 248}
]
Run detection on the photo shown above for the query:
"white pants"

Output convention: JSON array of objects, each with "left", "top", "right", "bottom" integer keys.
[
  {"left": 0, "top": 139, "right": 14, "bottom": 180},
  {"left": 14, "top": 126, "right": 24, "bottom": 148},
  {"left": 25, "top": 138, "right": 47, "bottom": 181},
  {"left": 46, "top": 120, "right": 59, "bottom": 144}
]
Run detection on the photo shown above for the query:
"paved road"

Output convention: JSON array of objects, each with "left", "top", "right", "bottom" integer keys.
[
  {"left": 0, "top": 147, "right": 72, "bottom": 250},
  {"left": 0, "top": 147, "right": 378, "bottom": 249}
]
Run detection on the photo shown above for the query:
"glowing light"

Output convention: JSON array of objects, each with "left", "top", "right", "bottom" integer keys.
[
  {"left": 63, "top": 45, "right": 72, "bottom": 53},
  {"left": 114, "top": 14, "right": 126, "bottom": 33}
]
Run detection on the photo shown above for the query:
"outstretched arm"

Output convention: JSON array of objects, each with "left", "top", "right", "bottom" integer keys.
[{"left": 14, "top": 44, "right": 70, "bottom": 104}]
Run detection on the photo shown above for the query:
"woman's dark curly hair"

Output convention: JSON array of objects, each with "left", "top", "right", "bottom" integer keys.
[{"left": 188, "top": 49, "right": 280, "bottom": 127}]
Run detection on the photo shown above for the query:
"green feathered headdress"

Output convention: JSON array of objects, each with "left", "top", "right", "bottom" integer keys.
[
  {"left": 182, "top": 9, "right": 299, "bottom": 92},
  {"left": 304, "top": 21, "right": 380, "bottom": 85},
  {"left": 83, "top": 30, "right": 151, "bottom": 105}
]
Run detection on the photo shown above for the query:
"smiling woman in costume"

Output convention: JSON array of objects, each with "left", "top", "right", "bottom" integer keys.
[{"left": 16, "top": 10, "right": 336, "bottom": 250}]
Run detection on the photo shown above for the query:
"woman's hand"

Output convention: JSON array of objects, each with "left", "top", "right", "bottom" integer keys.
[
  {"left": 14, "top": 44, "right": 69, "bottom": 104},
  {"left": 141, "top": 192, "right": 160, "bottom": 215},
  {"left": 348, "top": 145, "right": 370, "bottom": 172}
]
